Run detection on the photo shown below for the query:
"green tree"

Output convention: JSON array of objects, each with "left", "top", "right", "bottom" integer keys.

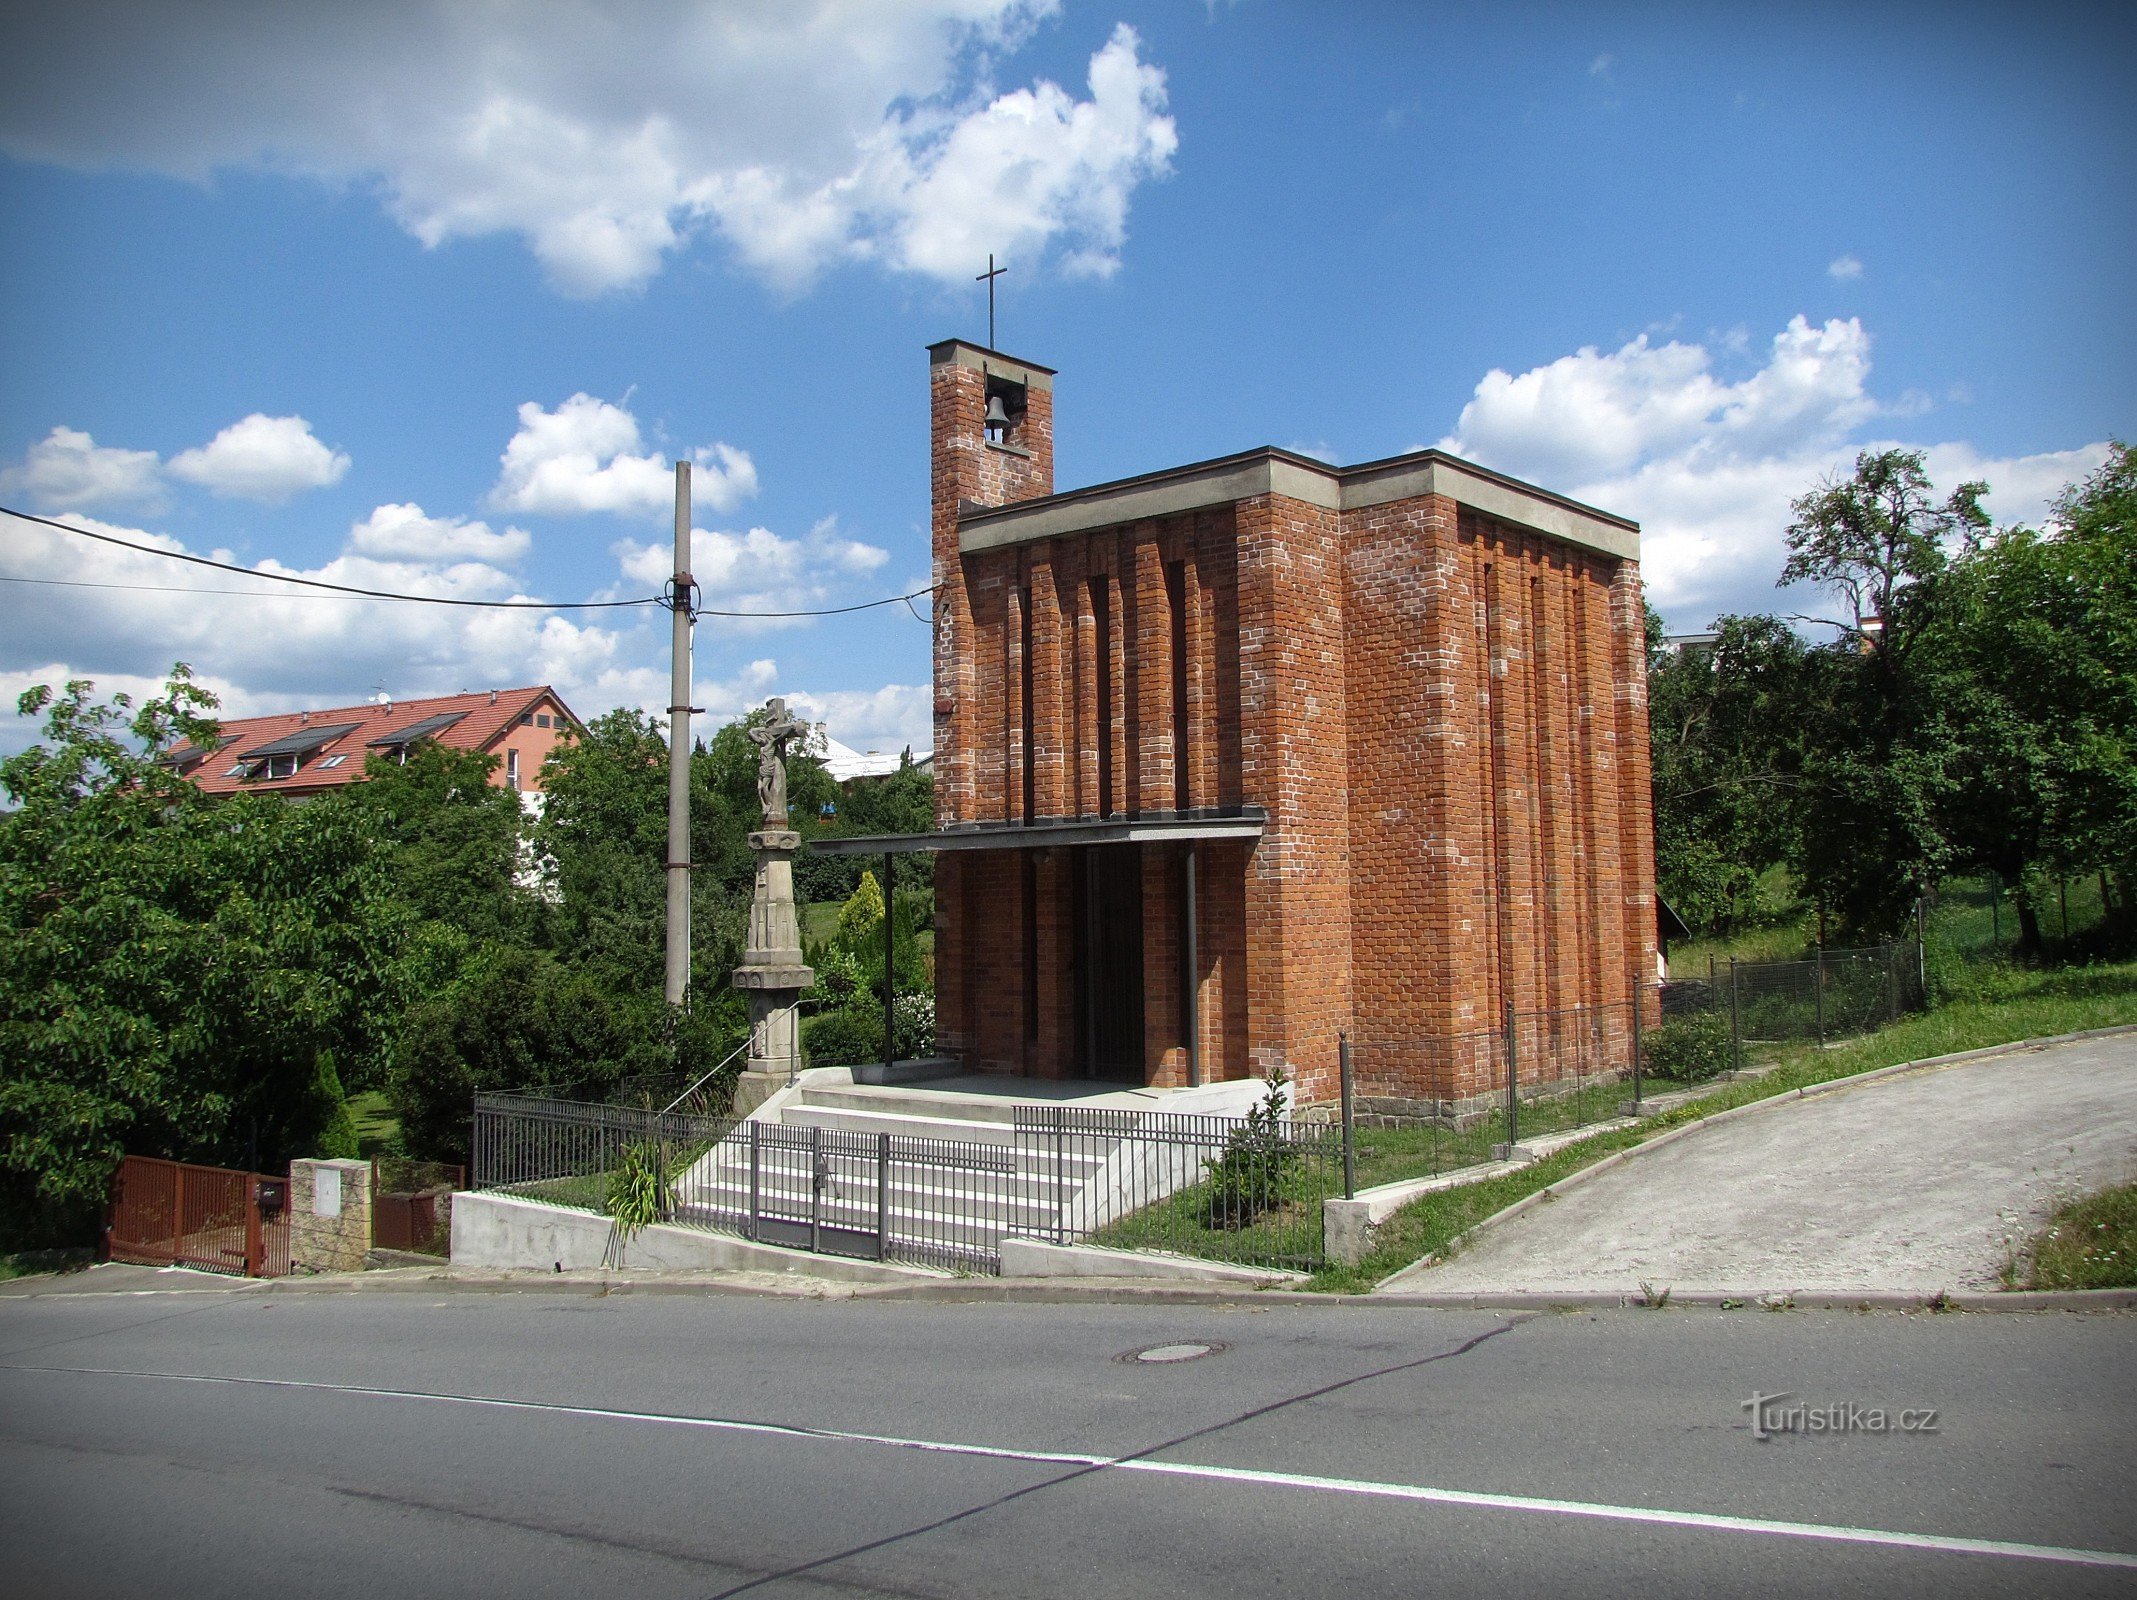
[
  {"left": 1777, "top": 450, "right": 1987, "bottom": 936},
  {"left": 346, "top": 741, "right": 531, "bottom": 946},
  {"left": 0, "top": 669, "right": 397, "bottom": 1246},
  {"left": 1782, "top": 448, "right": 1987, "bottom": 704},
  {"left": 1647, "top": 614, "right": 1817, "bottom": 931},
  {"left": 1922, "top": 443, "right": 2137, "bottom": 949}
]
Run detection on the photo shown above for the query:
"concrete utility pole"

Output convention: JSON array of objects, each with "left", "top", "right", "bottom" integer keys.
[{"left": 665, "top": 461, "right": 695, "bottom": 1008}]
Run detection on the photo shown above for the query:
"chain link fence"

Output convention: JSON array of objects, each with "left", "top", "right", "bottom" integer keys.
[{"left": 1647, "top": 942, "right": 1923, "bottom": 1083}]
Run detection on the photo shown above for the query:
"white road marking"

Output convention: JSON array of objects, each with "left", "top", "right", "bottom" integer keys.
[{"left": 10, "top": 1363, "right": 2135, "bottom": 1573}]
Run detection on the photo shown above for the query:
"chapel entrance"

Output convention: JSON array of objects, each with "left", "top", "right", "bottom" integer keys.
[{"left": 1074, "top": 843, "right": 1146, "bottom": 1082}]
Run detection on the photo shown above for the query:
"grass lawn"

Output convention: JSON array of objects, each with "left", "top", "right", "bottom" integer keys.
[
  {"left": 348, "top": 1090, "right": 400, "bottom": 1160},
  {"left": 1668, "top": 872, "right": 2117, "bottom": 978},
  {"left": 1303, "top": 955, "right": 2137, "bottom": 1293},
  {"left": 507, "top": 1173, "right": 611, "bottom": 1211},
  {"left": 2015, "top": 1180, "right": 2137, "bottom": 1290},
  {"left": 0, "top": 1248, "right": 94, "bottom": 1282}
]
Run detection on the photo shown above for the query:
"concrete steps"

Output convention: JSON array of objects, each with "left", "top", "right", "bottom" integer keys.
[{"left": 670, "top": 1071, "right": 1247, "bottom": 1263}]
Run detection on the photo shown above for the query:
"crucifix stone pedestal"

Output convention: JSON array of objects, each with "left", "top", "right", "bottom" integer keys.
[
  {"left": 730, "top": 699, "right": 814, "bottom": 1116},
  {"left": 731, "top": 828, "right": 813, "bottom": 1115}
]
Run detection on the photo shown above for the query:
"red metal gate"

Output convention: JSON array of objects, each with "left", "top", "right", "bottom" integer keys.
[{"left": 106, "top": 1155, "right": 292, "bottom": 1278}]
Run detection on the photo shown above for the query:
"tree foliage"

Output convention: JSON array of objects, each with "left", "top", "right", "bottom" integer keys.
[
  {"left": 1653, "top": 443, "right": 2136, "bottom": 950},
  {"left": 0, "top": 670, "right": 396, "bottom": 1245}
]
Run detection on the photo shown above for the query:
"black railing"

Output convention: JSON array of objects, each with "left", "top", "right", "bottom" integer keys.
[
  {"left": 1016, "top": 1104, "right": 1343, "bottom": 1273},
  {"left": 472, "top": 1091, "right": 1339, "bottom": 1274}
]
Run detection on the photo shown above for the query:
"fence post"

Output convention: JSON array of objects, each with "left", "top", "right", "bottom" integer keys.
[
  {"left": 171, "top": 1163, "right": 186, "bottom": 1267},
  {"left": 1814, "top": 944, "right": 1826, "bottom": 1045},
  {"left": 1629, "top": 977, "right": 1644, "bottom": 1111},
  {"left": 748, "top": 1120, "right": 761, "bottom": 1242},
  {"left": 1916, "top": 895, "right": 1928, "bottom": 1008},
  {"left": 1052, "top": 1106, "right": 1066, "bottom": 1245},
  {"left": 809, "top": 1125, "right": 823, "bottom": 1255},
  {"left": 1728, "top": 957, "right": 1743, "bottom": 1076},
  {"left": 244, "top": 1173, "right": 263, "bottom": 1279},
  {"left": 1503, "top": 999, "right": 1520, "bottom": 1152},
  {"left": 875, "top": 1132, "right": 890, "bottom": 1262},
  {"left": 1339, "top": 1031, "right": 1355, "bottom": 1201}
]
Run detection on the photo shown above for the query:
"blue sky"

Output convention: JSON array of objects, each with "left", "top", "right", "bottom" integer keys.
[{"left": 2, "top": 1, "right": 2129, "bottom": 759}]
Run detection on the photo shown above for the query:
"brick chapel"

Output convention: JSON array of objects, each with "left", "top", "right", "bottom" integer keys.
[{"left": 839, "top": 340, "right": 1657, "bottom": 1110}]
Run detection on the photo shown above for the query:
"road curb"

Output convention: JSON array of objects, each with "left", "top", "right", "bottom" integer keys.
[
  {"left": 1361, "top": 1287, "right": 2137, "bottom": 1313},
  {"left": 1375, "top": 1021, "right": 2137, "bottom": 1294}
]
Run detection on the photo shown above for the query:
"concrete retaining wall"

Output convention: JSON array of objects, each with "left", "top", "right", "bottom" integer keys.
[{"left": 449, "top": 1191, "right": 941, "bottom": 1284}]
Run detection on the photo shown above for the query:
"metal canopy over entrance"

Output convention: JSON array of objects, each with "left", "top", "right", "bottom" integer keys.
[{"left": 806, "top": 806, "right": 1266, "bottom": 858}]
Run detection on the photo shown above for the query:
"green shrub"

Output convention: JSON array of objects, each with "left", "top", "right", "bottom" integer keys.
[
  {"left": 1203, "top": 1073, "right": 1302, "bottom": 1228},
  {"left": 606, "top": 1140, "right": 672, "bottom": 1241},
  {"left": 803, "top": 1007, "right": 884, "bottom": 1067},
  {"left": 1644, "top": 1012, "right": 1732, "bottom": 1082},
  {"left": 892, "top": 992, "right": 935, "bottom": 1059}
]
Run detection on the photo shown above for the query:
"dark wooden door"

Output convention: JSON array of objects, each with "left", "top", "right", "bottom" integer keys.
[{"left": 1075, "top": 845, "right": 1146, "bottom": 1082}]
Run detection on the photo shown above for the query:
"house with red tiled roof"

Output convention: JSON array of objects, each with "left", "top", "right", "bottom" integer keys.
[{"left": 163, "top": 686, "right": 579, "bottom": 801}]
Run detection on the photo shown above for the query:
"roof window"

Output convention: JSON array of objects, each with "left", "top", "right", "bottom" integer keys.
[{"left": 368, "top": 711, "right": 467, "bottom": 751}]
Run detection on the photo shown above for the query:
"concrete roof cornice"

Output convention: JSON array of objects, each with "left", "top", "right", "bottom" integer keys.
[
  {"left": 927, "top": 339, "right": 1056, "bottom": 391},
  {"left": 957, "top": 445, "right": 1640, "bottom": 563}
]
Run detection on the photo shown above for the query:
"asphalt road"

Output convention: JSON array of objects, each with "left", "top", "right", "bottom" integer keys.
[
  {"left": 1401, "top": 1032, "right": 2137, "bottom": 1296},
  {"left": 1, "top": 1275, "right": 2132, "bottom": 1598}
]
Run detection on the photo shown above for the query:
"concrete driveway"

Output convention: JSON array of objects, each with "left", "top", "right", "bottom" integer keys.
[{"left": 1385, "top": 1032, "right": 2137, "bottom": 1296}]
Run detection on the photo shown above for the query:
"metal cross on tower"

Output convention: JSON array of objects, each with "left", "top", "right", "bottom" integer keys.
[{"left": 976, "top": 253, "right": 1007, "bottom": 348}]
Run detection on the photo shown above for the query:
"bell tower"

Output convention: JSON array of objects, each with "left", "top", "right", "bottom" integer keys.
[{"left": 928, "top": 340, "right": 1055, "bottom": 828}]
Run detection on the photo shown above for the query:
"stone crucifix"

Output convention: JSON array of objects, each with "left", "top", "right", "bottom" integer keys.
[{"left": 748, "top": 696, "right": 810, "bottom": 826}]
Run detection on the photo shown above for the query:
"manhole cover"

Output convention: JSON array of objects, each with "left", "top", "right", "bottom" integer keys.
[{"left": 1118, "top": 1340, "right": 1227, "bottom": 1364}]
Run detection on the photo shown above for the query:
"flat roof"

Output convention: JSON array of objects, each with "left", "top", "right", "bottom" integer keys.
[
  {"left": 959, "top": 445, "right": 1639, "bottom": 563},
  {"left": 811, "top": 808, "right": 1267, "bottom": 856}
]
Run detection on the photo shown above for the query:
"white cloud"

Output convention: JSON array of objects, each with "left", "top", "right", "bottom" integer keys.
[
  {"left": 0, "top": 426, "right": 165, "bottom": 512},
  {"left": 842, "top": 22, "right": 1178, "bottom": 284},
  {"left": 783, "top": 682, "right": 934, "bottom": 758},
  {"left": 1589, "top": 53, "right": 1615, "bottom": 77},
  {"left": 613, "top": 514, "right": 891, "bottom": 631},
  {"left": 349, "top": 503, "right": 530, "bottom": 565},
  {"left": 491, "top": 394, "right": 757, "bottom": 520},
  {"left": 1437, "top": 317, "right": 2111, "bottom": 631},
  {"left": 0, "top": 503, "right": 654, "bottom": 759},
  {"left": 0, "top": 4, "right": 1176, "bottom": 297},
  {"left": 167, "top": 414, "right": 350, "bottom": 502},
  {"left": 1441, "top": 316, "right": 1878, "bottom": 486},
  {"left": 1828, "top": 253, "right": 1865, "bottom": 280}
]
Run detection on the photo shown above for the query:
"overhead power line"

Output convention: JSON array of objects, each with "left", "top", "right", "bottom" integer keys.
[
  {"left": 3, "top": 504, "right": 657, "bottom": 610},
  {"left": 1, "top": 504, "right": 936, "bottom": 620}
]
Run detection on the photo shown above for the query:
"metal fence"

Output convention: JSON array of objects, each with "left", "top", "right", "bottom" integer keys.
[
  {"left": 475, "top": 1092, "right": 1036, "bottom": 1273},
  {"left": 471, "top": 951, "right": 1924, "bottom": 1279},
  {"left": 105, "top": 1154, "right": 292, "bottom": 1278},
  {"left": 1653, "top": 942, "right": 1922, "bottom": 1077},
  {"left": 1334, "top": 1003, "right": 1637, "bottom": 1188},
  {"left": 1024, "top": 1104, "right": 1344, "bottom": 1273},
  {"left": 472, "top": 1091, "right": 1341, "bottom": 1274},
  {"left": 372, "top": 1158, "right": 463, "bottom": 1256}
]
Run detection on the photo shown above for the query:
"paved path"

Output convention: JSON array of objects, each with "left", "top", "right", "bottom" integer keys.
[{"left": 1389, "top": 1033, "right": 2137, "bottom": 1295}]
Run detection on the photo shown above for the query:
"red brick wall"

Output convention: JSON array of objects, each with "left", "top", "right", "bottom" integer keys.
[
  {"left": 1235, "top": 492, "right": 1355, "bottom": 1102},
  {"left": 929, "top": 349, "right": 1655, "bottom": 1099}
]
